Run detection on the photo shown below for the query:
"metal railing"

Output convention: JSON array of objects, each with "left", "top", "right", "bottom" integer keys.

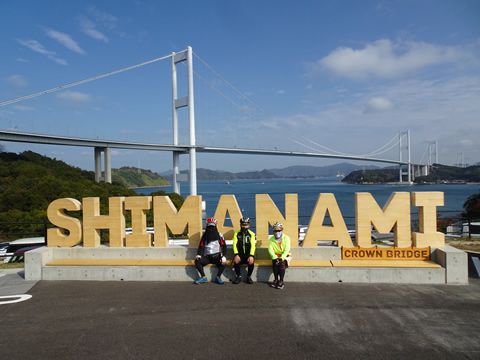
[{"left": 0, "top": 221, "right": 49, "bottom": 242}]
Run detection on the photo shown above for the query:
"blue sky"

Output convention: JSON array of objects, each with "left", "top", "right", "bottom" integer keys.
[{"left": 1, "top": 0, "right": 479, "bottom": 173}]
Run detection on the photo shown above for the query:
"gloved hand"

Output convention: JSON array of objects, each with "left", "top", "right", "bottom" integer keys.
[
  {"left": 221, "top": 256, "right": 226, "bottom": 264},
  {"left": 195, "top": 255, "right": 201, "bottom": 260}
]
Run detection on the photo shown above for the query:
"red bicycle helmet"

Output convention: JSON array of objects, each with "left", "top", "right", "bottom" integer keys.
[{"left": 206, "top": 217, "right": 217, "bottom": 226}]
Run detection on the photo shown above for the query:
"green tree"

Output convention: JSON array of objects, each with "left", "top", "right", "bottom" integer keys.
[
  {"left": 463, "top": 190, "right": 480, "bottom": 220},
  {"left": 0, "top": 151, "right": 182, "bottom": 240}
]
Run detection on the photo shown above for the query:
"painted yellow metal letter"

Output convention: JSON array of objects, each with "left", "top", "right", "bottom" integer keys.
[
  {"left": 47, "top": 198, "right": 83, "bottom": 247},
  {"left": 411, "top": 192, "right": 445, "bottom": 247},
  {"left": 355, "top": 192, "right": 411, "bottom": 247}
]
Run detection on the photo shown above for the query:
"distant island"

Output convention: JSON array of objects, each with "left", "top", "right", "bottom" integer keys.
[
  {"left": 161, "top": 162, "right": 480, "bottom": 184},
  {"left": 161, "top": 163, "right": 379, "bottom": 181},
  {"left": 342, "top": 164, "right": 480, "bottom": 184}
]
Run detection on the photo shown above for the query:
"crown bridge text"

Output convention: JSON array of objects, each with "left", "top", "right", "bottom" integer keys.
[{"left": 47, "top": 191, "right": 445, "bottom": 249}]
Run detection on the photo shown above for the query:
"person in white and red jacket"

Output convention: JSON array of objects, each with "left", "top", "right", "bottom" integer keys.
[{"left": 194, "top": 217, "right": 227, "bottom": 285}]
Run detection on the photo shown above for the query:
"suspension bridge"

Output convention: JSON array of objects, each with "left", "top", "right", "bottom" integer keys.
[{"left": 0, "top": 46, "right": 435, "bottom": 195}]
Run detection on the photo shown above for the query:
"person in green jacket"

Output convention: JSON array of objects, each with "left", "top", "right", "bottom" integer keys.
[
  {"left": 232, "top": 217, "right": 256, "bottom": 284},
  {"left": 268, "top": 222, "right": 291, "bottom": 289}
]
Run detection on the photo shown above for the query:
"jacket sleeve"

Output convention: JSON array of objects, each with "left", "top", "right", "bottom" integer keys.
[
  {"left": 232, "top": 231, "right": 239, "bottom": 255},
  {"left": 249, "top": 230, "right": 256, "bottom": 257},
  {"left": 280, "top": 235, "right": 291, "bottom": 260},
  {"left": 220, "top": 233, "right": 227, "bottom": 257},
  {"left": 267, "top": 237, "right": 276, "bottom": 260},
  {"left": 197, "top": 234, "right": 205, "bottom": 256}
]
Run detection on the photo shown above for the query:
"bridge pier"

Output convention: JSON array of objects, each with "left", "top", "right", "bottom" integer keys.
[
  {"left": 94, "top": 147, "right": 111, "bottom": 183},
  {"left": 414, "top": 164, "right": 429, "bottom": 177}
]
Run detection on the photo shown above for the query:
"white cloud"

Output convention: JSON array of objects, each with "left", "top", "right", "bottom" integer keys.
[
  {"left": 87, "top": 5, "right": 118, "bottom": 30},
  {"left": 312, "top": 39, "right": 465, "bottom": 80},
  {"left": 79, "top": 17, "right": 109, "bottom": 43},
  {"left": 365, "top": 97, "right": 393, "bottom": 113},
  {"left": 56, "top": 90, "right": 92, "bottom": 103},
  {"left": 44, "top": 28, "right": 86, "bottom": 54},
  {"left": 79, "top": 6, "right": 118, "bottom": 42},
  {"left": 459, "top": 139, "right": 473, "bottom": 147},
  {"left": 50, "top": 150, "right": 66, "bottom": 156},
  {"left": 267, "top": 75, "right": 480, "bottom": 165},
  {"left": 7, "top": 74, "right": 28, "bottom": 88},
  {"left": 17, "top": 39, "right": 68, "bottom": 65}
]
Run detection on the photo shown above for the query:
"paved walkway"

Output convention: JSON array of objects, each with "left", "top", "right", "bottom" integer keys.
[{"left": 1, "top": 269, "right": 479, "bottom": 359}]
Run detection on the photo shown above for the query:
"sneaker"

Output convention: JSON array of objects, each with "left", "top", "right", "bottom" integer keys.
[
  {"left": 233, "top": 276, "right": 241, "bottom": 284},
  {"left": 214, "top": 276, "right": 224, "bottom": 285},
  {"left": 194, "top": 276, "right": 207, "bottom": 284},
  {"left": 276, "top": 281, "right": 284, "bottom": 289},
  {"left": 247, "top": 277, "right": 253, "bottom": 284},
  {"left": 270, "top": 280, "right": 278, "bottom": 288}
]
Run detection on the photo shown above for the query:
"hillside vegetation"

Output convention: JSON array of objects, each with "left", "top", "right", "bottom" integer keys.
[
  {"left": 164, "top": 168, "right": 281, "bottom": 181},
  {"left": 342, "top": 164, "right": 480, "bottom": 184},
  {"left": 163, "top": 163, "right": 379, "bottom": 181},
  {"left": 112, "top": 166, "right": 169, "bottom": 188},
  {"left": 0, "top": 151, "right": 181, "bottom": 241},
  {"left": 342, "top": 169, "right": 400, "bottom": 184},
  {"left": 414, "top": 164, "right": 480, "bottom": 183}
]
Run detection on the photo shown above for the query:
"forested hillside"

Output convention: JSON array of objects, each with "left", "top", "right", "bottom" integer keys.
[
  {"left": 414, "top": 164, "right": 480, "bottom": 183},
  {"left": 342, "top": 164, "right": 480, "bottom": 184},
  {"left": 342, "top": 169, "right": 400, "bottom": 184},
  {"left": 112, "top": 166, "right": 169, "bottom": 188},
  {"left": 0, "top": 151, "right": 181, "bottom": 241},
  {"left": 164, "top": 168, "right": 281, "bottom": 181}
]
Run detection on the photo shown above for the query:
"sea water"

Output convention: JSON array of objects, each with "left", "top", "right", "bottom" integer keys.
[{"left": 133, "top": 178, "right": 479, "bottom": 227}]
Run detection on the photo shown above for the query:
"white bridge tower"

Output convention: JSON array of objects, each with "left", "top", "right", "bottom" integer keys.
[{"left": 171, "top": 46, "right": 197, "bottom": 195}]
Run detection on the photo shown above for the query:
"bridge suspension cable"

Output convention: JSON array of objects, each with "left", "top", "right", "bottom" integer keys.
[
  {"left": 192, "top": 52, "right": 402, "bottom": 160},
  {"left": 360, "top": 133, "right": 400, "bottom": 157},
  {"left": 418, "top": 143, "right": 429, "bottom": 165},
  {"left": 190, "top": 57, "right": 325, "bottom": 153},
  {"left": 192, "top": 53, "right": 353, "bottom": 156},
  {"left": 0, "top": 53, "right": 176, "bottom": 108},
  {"left": 2, "top": 47, "right": 408, "bottom": 165}
]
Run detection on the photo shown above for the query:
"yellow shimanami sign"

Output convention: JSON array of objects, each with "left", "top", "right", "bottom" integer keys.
[{"left": 47, "top": 191, "right": 445, "bottom": 249}]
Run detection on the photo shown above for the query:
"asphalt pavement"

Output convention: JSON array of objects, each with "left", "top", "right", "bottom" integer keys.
[{"left": 1, "top": 269, "right": 479, "bottom": 360}]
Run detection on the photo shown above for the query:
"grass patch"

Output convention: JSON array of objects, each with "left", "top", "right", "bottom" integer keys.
[
  {"left": 0, "top": 263, "right": 25, "bottom": 270},
  {"left": 446, "top": 237, "right": 480, "bottom": 252}
]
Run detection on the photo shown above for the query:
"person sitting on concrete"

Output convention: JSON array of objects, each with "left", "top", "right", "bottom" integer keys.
[
  {"left": 268, "top": 222, "right": 291, "bottom": 290},
  {"left": 194, "top": 217, "right": 227, "bottom": 285},
  {"left": 232, "top": 217, "right": 256, "bottom": 284}
]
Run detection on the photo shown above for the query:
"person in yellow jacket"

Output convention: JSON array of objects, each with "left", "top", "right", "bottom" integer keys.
[
  {"left": 267, "top": 222, "right": 291, "bottom": 289},
  {"left": 232, "top": 217, "right": 256, "bottom": 284}
]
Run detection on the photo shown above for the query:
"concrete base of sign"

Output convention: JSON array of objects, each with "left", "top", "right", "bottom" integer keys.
[
  {"left": 24, "top": 245, "right": 467, "bottom": 284},
  {"left": 432, "top": 244, "right": 468, "bottom": 285}
]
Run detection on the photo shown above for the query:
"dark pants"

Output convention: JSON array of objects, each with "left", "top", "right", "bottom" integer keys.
[
  {"left": 272, "top": 259, "right": 286, "bottom": 282},
  {"left": 195, "top": 254, "right": 225, "bottom": 278},
  {"left": 234, "top": 255, "right": 255, "bottom": 277}
]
